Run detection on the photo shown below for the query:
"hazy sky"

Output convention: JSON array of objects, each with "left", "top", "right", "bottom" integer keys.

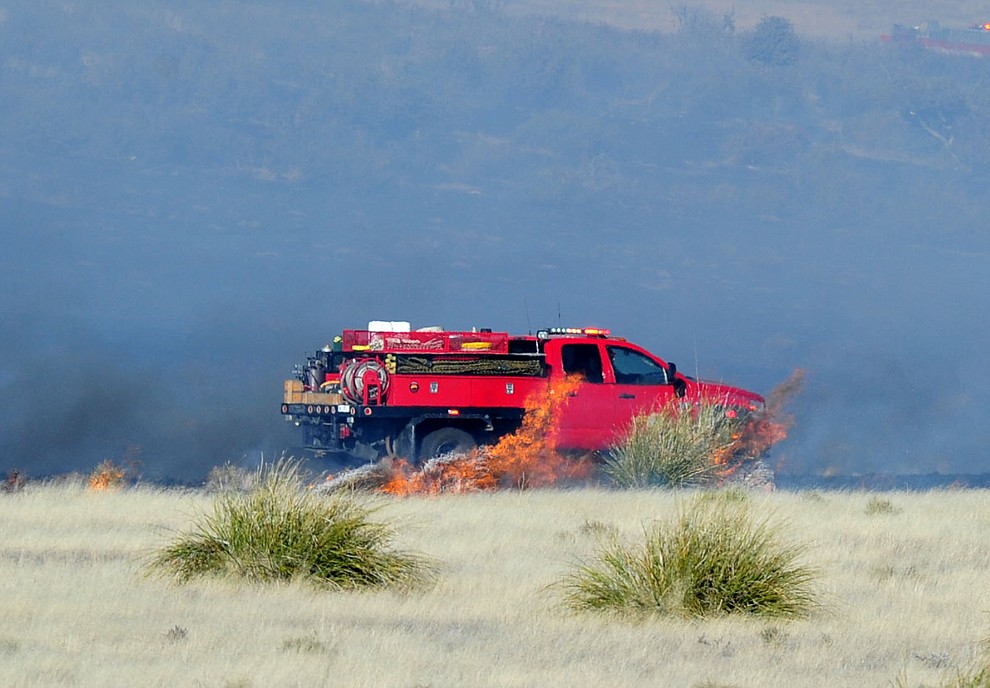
[{"left": 3, "top": 1, "right": 989, "bottom": 481}]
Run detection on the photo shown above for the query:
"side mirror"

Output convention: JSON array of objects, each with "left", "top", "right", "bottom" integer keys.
[{"left": 667, "top": 361, "right": 687, "bottom": 398}]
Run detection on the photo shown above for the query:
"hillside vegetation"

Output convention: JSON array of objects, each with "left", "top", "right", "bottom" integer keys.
[
  {"left": 416, "top": 0, "right": 990, "bottom": 40},
  {"left": 4, "top": 1, "right": 990, "bottom": 478},
  {"left": 7, "top": 2, "right": 990, "bottom": 195}
]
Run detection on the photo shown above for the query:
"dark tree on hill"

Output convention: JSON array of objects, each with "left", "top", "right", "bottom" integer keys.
[{"left": 746, "top": 16, "right": 800, "bottom": 66}]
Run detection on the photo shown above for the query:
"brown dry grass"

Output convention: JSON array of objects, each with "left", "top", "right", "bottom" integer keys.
[{"left": 2, "top": 484, "right": 990, "bottom": 686}]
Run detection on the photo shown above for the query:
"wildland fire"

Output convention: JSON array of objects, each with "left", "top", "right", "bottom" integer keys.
[
  {"left": 3, "top": 327, "right": 984, "bottom": 688},
  {"left": 318, "top": 370, "right": 800, "bottom": 495},
  {"left": 286, "top": 323, "right": 792, "bottom": 493}
]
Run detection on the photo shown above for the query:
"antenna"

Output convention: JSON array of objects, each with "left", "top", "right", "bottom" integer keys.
[
  {"left": 693, "top": 332, "right": 700, "bottom": 381},
  {"left": 557, "top": 301, "right": 562, "bottom": 326},
  {"left": 524, "top": 298, "right": 532, "bottom": 335}
]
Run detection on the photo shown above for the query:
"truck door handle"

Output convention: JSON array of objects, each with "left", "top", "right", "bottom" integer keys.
[{"left": 619, "top": 393, "right": 636, "bottom": 399}]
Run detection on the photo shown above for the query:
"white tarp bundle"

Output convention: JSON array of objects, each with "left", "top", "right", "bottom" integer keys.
[{"left": 368, "top": 320, "right": 411, "bottom": 332}]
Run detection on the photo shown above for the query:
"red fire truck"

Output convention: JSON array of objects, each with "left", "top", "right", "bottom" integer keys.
[{"left": 281, "top": 323, "right": 764, "bottom": 462}]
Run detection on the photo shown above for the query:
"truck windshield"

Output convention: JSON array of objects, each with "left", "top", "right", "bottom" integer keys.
[{"left": 607, "top": 346, "right": 669, "bottom": 385}]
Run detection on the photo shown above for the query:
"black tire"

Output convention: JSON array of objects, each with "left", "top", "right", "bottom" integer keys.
[{"left": 418, "top": 427, "right": 477, "bottom": 462}]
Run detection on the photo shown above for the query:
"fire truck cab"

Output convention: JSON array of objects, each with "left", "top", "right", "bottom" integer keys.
[{"left": 281, "top": 323, "right": 763, "bottom": 463}]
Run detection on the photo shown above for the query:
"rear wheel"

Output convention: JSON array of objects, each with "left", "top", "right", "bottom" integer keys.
[{"left": 418, "top": 428, "right": 477, "bottom": 462}]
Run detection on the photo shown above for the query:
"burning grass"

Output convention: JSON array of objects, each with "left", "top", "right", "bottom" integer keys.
[
  {"left": 604, "top": 370, "right": 803, "bottom": 489},
  {"left": 339, "top": 375, "right": 592, "bottom": 496},
  {"left": 147, "top": 460, "right": 435, "bottom": 589},
  {"left": 3, "top": 470, "right": 27, "bottom": 494},
  {"left": 87, "top": 447, "right": 143, "bottom": 491},
  {"left": 604, "top": 403, "right": 742, "bottom": 488},
  {"left": 319, "top": 370, "right": 801, "bottom": 495},
  {"left": 558, "top": 496, "right": 820, "bottom": 619},
  {"left": 87, "top": 460, "right": 127, "bottom": 491}
]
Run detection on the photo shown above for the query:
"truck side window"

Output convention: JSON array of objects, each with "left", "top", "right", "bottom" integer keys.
[
  {"left": 607, "top": 346, "right": 669, "bottom": 385},
  {"left": 560, "top": 344, "right": 604, "bottom": 383}
]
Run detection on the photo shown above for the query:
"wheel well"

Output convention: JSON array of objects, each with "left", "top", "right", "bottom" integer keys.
[
  {"left": 416, "top": 426, "right": 479, "bottom": 463},
  {"left": 413, "top": 419, "right": 486, "bottom": 447}
]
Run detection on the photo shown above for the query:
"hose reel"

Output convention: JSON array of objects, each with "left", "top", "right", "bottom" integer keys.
[{"left": 340, "top": 358, "right": 390, "bottom": 405}]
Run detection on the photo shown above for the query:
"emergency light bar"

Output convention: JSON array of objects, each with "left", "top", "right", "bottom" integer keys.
[{"left": 538, "top": 327, "right": 612, "bottom": 338}]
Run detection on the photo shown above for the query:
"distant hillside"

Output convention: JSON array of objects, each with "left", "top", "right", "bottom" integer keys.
[
  {"left": 3, "top": 1, "right": 990, "bottom": 479},
  {"left": 415, "top": 0, "right": 990, "bottom": 40}
]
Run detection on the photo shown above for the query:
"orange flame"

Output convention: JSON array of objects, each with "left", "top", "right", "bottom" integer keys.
[
  {"left": 88, "top": 459, "right": 126, "bottom": 491},
  {"left": 3, "top": 470, "right": 26, "bottom": 493},
  {"left": 714, "top": 368, "right": 804, "bottom": 476},
  {"left": 379, "top": 375, "right": 591, "bottom": 496},
  {"left": 711, "top": 430, "right": 745, "bottom": 468}
]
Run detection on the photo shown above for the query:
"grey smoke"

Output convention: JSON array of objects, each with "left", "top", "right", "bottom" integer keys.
[{"left": 2, "top": 2, "right": 988, "bottom": 480}]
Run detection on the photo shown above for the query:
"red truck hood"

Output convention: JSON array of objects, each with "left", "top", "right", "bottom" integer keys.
[{"left": 689, "top": 378, "right": 765, "bottom": 408}]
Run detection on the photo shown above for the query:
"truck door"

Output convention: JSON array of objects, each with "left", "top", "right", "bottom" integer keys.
[
  {"left": 605, "top": 344, "right": 678, "bottom": 431},
  {"left": 552, "top": 342, "right": 617, "bottom": 450}
]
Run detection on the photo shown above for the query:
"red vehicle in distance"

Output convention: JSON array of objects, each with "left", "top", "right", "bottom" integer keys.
[{"left": 281, "top": 323, "right": 764, "bottom": 462}]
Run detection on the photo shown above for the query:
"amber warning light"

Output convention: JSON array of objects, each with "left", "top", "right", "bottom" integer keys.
[{"left": 540, "top": 327, "right": 612, "bottom": 337}]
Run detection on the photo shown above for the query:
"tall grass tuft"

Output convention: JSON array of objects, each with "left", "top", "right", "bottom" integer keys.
[
  {"left": 148, "top": 460, "right": 434, "bottom": 590},
  {"left": 939, "top": 665, "right": 990, "bottom": 688},
  {"left": 865, "top": 496, "right": 901, "bottom": 515},
  {"left": 559, "top": 500, "right": 819, "bottom": 619},
  {"left": 604, "top": 404, "right": 741, "bottom": 488},
  {"left": 897, "top": 664, "right": 990, "bottom": 688}
]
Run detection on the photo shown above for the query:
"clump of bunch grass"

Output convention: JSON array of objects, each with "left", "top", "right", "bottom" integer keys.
[
  {"left": 604, "top": 404, "right": 742, "bottom": 488},
  {"left": 558, "top": 500, "right": 819, "bottom": 619},
  {"left": 148, "top": 460, "right": 434, "bottom": 590},
  {"left": 204, "top": 461, "right": 259, "bottom": 493},
  {"left": 897, "top": 663, "right": 990, "bottom": 688},
  {"left": 942, "top": 666, "right": 990, "bottom": 688},
  {"left": 3, "top": 470, "right": 27, "bottom": 494},
  {"left": 695, "top": 485, "right": 750, "bottom": 505},
  {"left": 865, "top": 496, "right": 901, "bottom": 515}
]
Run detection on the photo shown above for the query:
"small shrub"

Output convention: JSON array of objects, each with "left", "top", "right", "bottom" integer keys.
[
  {"left": 222, "top": 680, "right": 252, "bottom": 688},
  {"left": 913, "top": 651, "right": 952, "bottom": 669},
  {"left": 745, "top": 15, "right": 800, "bottom": 66},
  {"left": 163, "top": 625, "right": 188, "bottom": 643},
  {"left": 579, "top": 519, "right": 618, "bottom": 538},
  {"left": 604, "top": 404, "right": 742, "bottom": 488},
  {"left": 281, "top": 633, "right": 329, "bottom": 654},
  {"left": 205, "top": 462, "right": 259, "bottom": 493},
  {"left": 865, "top": 497, "right": 901, "bottom": 515},
  {"left": 907, "top": 663, "right": 990, "bottom": 688},
  {"left": 760, "top": 625, "right": 788, "bottom": 647},
  {"left": 942, "top": 666, "right": 990, "bottom": 688},
  {"left": 558, "top": 500, "right": 819, "bottom": 619},
  {"left": 696, "top": 486, "right": 750, "bottom": 505},
  {"left": 870, "top": 563, "right": 919, "bottom": 583},
  {"left": 148, "top": 460, "right": 435, "bottom": 590},
  {"left": 3, "top": 470, "right": 27, "bottom": 494}
]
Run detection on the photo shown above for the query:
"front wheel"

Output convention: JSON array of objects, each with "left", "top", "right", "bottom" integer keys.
[{"left": 418, "top": 428, "right": 477, "bottom": 462}]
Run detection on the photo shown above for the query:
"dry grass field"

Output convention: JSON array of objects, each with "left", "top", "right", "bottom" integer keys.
[
  {"left": 417, "top": 0, "right": 990, "bottom": 39},
  {"left": 3, "top": 483, "right": 990, "bottom": 687}
]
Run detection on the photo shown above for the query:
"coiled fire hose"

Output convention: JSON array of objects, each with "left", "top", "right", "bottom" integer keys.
[{"left": 340, "top": 358, "right": 390, "bottom": 405}]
